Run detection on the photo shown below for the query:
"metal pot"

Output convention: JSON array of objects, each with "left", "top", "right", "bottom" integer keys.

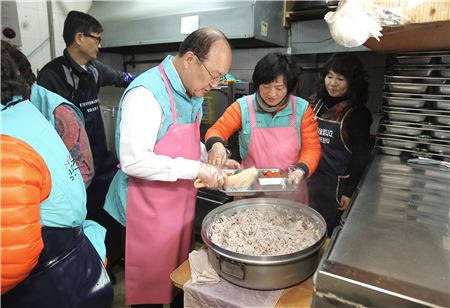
[{"left": 201, "top": 198, "right": 327, "bottom": 290}]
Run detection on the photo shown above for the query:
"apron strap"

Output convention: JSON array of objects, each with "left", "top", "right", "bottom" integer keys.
[
  {"left": 158, "top": 64, "right": 177, "bottom": 125},
  {"left": 289, "top": 95, "right": 297, "bottom": 126},
  {"left": 246, "top": 95, "right": 257, "bottom": 129}
]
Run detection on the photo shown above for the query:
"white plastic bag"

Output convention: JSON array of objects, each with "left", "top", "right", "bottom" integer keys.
[{"left": 324, "top": 0, "right": 383, "bottom": 48}]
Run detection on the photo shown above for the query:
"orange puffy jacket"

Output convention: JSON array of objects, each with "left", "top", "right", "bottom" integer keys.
[{"left": 1, "top": 135, "right": 51, "bottom": 294}]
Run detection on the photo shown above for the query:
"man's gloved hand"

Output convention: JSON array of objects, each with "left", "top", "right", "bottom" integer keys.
[
  {"left": 207, "top": 142, "right": 230, "bottom": 167},
  {"left": 288, "top": 168, "right": 305, "bottom": 185},
  {"left": 121, "top": 72, "right": 136, "bottom": 86},
  {"left": 197, "top": 163, "right": 227, "bottom": 189}
]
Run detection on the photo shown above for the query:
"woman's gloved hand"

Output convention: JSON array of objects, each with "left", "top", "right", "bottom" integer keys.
[
  {"left": 288, "top": 168, "right": 305, "bottom": 185},
  {"left": 223, "top": 159, "right": 241, "bottom": 169},
  {"left": 208, "top": 143, "right": 230, "bottom": 167},
  {"left": 197, "top": 163, "right": 227, "bottom": 189}
]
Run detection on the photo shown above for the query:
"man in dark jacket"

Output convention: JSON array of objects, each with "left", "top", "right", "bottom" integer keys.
[{"left": 37, "top": 10, "right": 134, "bottom": 280}]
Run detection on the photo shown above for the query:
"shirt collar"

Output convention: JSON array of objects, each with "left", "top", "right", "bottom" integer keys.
[{"left": 63, "top": 49, "right": 91, "bottom": 74}]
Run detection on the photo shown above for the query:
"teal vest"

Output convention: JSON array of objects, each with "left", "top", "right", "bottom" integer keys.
[
  {"left": 1, "top": 100, "right": 106, "bottom": 261},
  {"left": 105, "top": 55, "right": 203, "bottom": 226},
  {"left": 237, "top": 94, "right": 309, "bottom": 160},
  {"left": 30, "top": 83, "right": 84, "bottom": 125}
]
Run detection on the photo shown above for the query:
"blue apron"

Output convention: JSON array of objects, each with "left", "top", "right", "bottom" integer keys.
[{"left": 1, "top": 100, "right": 106, "bottom": 260}]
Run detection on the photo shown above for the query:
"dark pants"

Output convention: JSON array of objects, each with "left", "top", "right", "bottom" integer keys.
[
  {"left": 308, "top": 174, "right": 343, "bottom": 236},
  {"left": 130, "top": 292, "right": 184, "bottom": 308},
  {"left": 2, "top": 227, "right": 113, "bottom": 308},
  {"left": 86, "top": 169, "right": 124, "bottom": 266}
]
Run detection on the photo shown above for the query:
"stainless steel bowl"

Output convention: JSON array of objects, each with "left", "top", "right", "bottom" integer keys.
[{"left": 201, "top": 198, "right": 327, "bottom": 290}]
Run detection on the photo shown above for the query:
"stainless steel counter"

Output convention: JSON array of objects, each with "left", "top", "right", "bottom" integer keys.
[{"left": 313, "top": 154, "right": 450, "bottom": 307}]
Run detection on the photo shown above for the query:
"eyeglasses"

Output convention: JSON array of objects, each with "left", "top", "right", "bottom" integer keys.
[
  {"left": 193, "top": 53, "right": 226, "bottom": 83},
  {"left": 83, "top": 33, "right": 102, "bottom": 44}
]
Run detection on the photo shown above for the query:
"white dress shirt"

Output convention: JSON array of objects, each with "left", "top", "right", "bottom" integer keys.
[{"left": 119, "top": 81, "right": 207, "bottom": 182}]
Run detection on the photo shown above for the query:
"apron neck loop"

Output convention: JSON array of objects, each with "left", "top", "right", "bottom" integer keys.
[{"left": 158, "top": 64, "right": 177, "bottom": 124}]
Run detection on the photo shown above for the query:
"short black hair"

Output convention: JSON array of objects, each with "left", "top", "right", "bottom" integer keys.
[
  {"left": 178, "top": 27, "right": 229, "bottom": 61},
  {"left": 63, "top": 10, "right": 103, "bottom": 46},
  {"left": 1, "top": 42, "right": 24, "bottom": 104},
  {"left": 2, "top": 40, "right": 36, "bottom": 86},
  {"left": 317, "top": 53, "right": 368, "bottom": 105},
  {"left": 252, "top": 52, "right": 301, "bottom": 95}
]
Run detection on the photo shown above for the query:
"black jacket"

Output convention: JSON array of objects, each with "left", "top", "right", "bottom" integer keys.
[{"left": 37, "top": 49, "right": 127, "bottom": 175}]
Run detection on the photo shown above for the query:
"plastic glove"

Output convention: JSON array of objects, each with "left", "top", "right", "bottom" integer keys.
[
  {"left": 197, "top": 163, "right": 227, "bottom": 189},
  {"left": 121, "top": 72, "right": 136, "bottom": 86},
  {"left": 288, "top": 168, "right": 305, "bottom": 185},
  {"left": 223, "top": 159, "right": 241, "bottom": 169},
  {"left": 207, "top": 143, "right": 230, "bottom": 167}
]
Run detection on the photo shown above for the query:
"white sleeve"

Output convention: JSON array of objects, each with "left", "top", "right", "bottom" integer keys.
[{"left": 119, "top": 86, "right": 201, "bottom": 181}]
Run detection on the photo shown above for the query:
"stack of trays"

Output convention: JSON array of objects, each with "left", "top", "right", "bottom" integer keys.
[{"left": 377, "top": 51, "right": 450, "bottom": 161}]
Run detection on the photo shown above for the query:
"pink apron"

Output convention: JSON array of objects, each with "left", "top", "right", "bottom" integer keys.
[
  {"left": 125, "top": 64, "right": 200, "bottom": 305},
  {"left": 242, "top": 95, "right": 309, "bottom": 204}
]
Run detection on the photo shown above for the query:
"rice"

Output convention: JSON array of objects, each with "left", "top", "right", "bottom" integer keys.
[{"left": 207, "top": 206, "right": 321, "bottom": 256}]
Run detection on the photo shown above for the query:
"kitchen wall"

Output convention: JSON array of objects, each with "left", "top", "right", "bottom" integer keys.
[
  {"left": 11, "top": 1, "right": 92, "bottom": 75},
  {"left": 9, "top": 1, "right": 385, "bottom": 136}
]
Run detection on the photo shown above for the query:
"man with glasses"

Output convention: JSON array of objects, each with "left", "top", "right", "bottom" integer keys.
[
  {"left": 37, "top": 10, "right": 134, "bottom": 284},
  {"left": 104, "top": 27, "right": 232, "bottom": 307}
]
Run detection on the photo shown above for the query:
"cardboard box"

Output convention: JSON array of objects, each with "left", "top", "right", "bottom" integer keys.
[{"left": 369, "top": 0, "right": 450, "bottom": 25}]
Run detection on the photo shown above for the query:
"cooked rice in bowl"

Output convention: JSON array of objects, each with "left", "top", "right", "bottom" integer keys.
[{"left": 207, "top": 206, "right": 321, "bottom": 256}]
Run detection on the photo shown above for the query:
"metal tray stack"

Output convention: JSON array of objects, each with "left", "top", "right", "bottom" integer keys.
[{"left": 378, "top": 51, "right": 450, "bottom": 161}]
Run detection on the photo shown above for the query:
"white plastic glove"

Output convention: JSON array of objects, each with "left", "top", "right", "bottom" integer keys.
[
  {"left": 197, "top": 162, "right": 227, "bottom": 189},
  {"left": 207, "top": 142, "right": 230, "bottom": 167},
  {"left": 288, "top": 168, "right": 305, "bottom": 185},
  {"left": 223, "top": 159, "right": 241, "bottom": 169}
]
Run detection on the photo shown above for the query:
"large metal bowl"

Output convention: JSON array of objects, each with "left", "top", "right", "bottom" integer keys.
[{"left": 201, "top": 198, "right": 327, "bottom": 290}]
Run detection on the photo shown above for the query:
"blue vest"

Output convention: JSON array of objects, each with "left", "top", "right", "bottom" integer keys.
[
  {"left": 30, "top": 83, "right": 84, "bottom": 125},
  {"left": 237, "top": 94, "right": 309, "bottom": 159},
  {"left": 1, "top": 100, "right": 106, "bottom": 261},
  {"left": 104, "top": 55, "right": 203, "bottom": 226}
]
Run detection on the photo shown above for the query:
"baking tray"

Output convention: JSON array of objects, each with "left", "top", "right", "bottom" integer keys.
[{"left": 219, "top": 168, "right": 298, "bottom": 196}]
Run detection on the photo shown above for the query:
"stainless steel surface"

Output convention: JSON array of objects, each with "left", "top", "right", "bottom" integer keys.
[
  {"left": 428, "top": 143, "right": 450, "bottom": 155},
  {"left": 219, "top": 169, "right": 298, "bottom": 197},
  {"left": 314, "top": 155, "right": 450, "bottom": 307},
  {"left": 432, "top": 100, "right": 450, "bottom": 110},
  {"left": 201, "top": 198, "right": 327, "bottom": 290},
  {"left": 431, "top": 129, "right": 450, "bottom": 139},
  {"left": 380, "top": 137, "right": 417, "bottom": 149},
  {"left": 382, "top": 123, "right": 424, "bottom": 136},
  {"left": 384, "top": 96, "right": 426, "bottom": 108},
  {"left": 395, "top": 56, "right": 432, "bottom": 64},
  {"left": 89, "top": 1, "right": 288, "bottom": 49},
  {"left": 385, "top": 110, "right": 427, "bottom": 122},
  {"left": 386, "top": 82, "right": 428, "bottom": 93},
  {"left": 100, "top": 105, "right": 117, "bottom": 155}
]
